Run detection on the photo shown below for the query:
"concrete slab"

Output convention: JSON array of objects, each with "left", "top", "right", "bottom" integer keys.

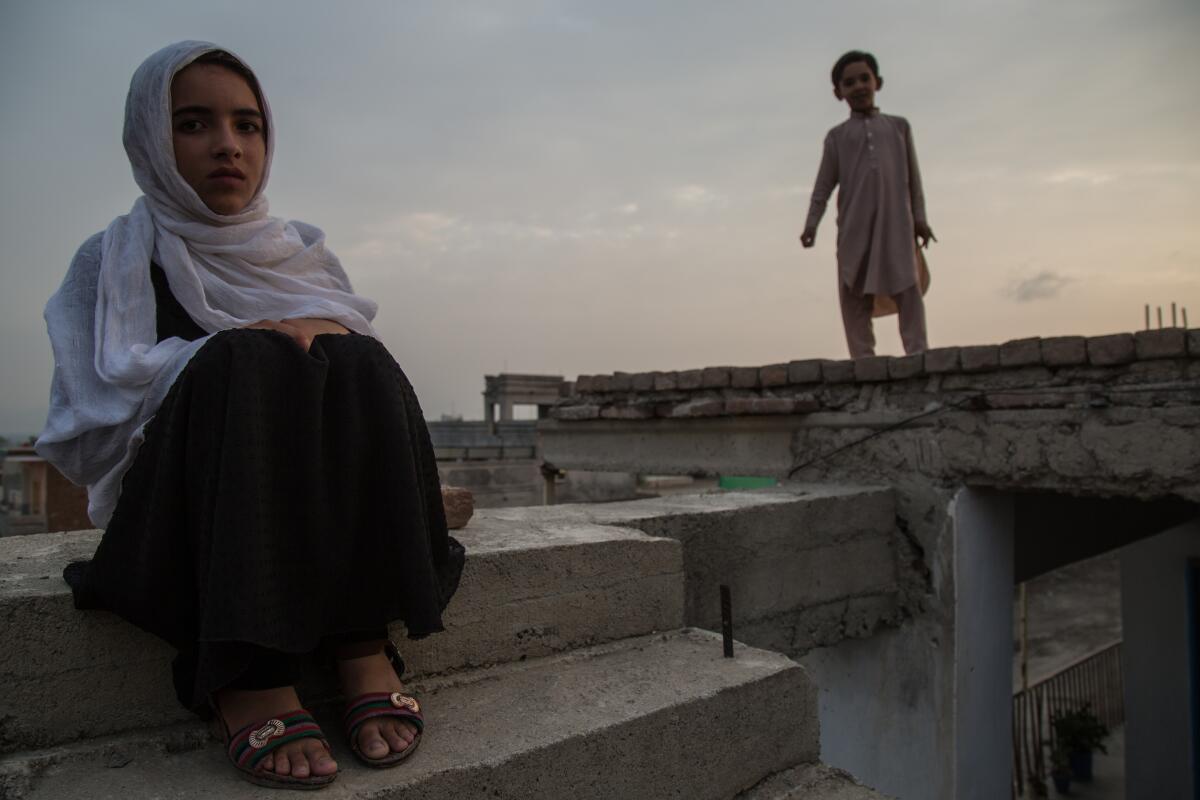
[
  {"left": 739, "top": 763, "right": 895, "bottom": 799},
  {"left": 0, "top": 519, "right": 683, "bottom": 752},
  {"left": 480, "top": 486, "right": 905, "bottom": 657},
  {"left": 0, "top": 630, "right": 818, "bottom": 800}
]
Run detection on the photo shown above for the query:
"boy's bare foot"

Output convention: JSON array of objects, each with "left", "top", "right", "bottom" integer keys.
[
  {"left": 214, "top": 686, "right": 338, "bottom": 779},
  {"left": 337, "top": 647, "right": 420, "bottom": 760}
]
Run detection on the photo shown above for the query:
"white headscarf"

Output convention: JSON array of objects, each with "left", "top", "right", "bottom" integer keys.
[{"left": 37, "top": 41, "right": 379, "bottom": 527}]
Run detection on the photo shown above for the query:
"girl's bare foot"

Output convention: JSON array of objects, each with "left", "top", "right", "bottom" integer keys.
[
  {"left": 214, "top": 686, "right": 338, "bottom": 779},
  {"left": 337, "top": 645, "right": 420, "bottom": 759}
]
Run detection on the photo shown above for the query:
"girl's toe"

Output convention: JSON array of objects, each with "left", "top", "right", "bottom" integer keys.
[{"left": 360, "top": 725, "right": 389, "bottom": 758}]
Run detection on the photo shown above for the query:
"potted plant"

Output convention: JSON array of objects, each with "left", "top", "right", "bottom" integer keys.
[
  {"left": 1051, "top": 703, "right": 1109, "bottom": 782},
  {"left": 1049, "top": 744, "right": 1072, "bottom": 795}
]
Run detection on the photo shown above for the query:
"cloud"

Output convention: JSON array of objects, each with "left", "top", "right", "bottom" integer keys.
[
  {"left": 1042, "top": 168, "right": 1115, "bottom": 186},
  {"left": 670, "top": 184, "right": 727, "bottom": 210},
  {"left": 345, "top": 209, "right": 666, "bottom": 262},
  {"left": 1007, "top": 270, "right": 1073, "bottom": 303}
]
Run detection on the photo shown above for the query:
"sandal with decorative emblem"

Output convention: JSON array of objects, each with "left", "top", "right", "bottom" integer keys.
[
  {"left": 342, "top": 643, "right": 424, "bottom": 768},
  {"left": 214, "top": 706, "right": 338, "bottom": 790},
  {"left": 343, "top": 692, "right": 423, "bottom": 768}
]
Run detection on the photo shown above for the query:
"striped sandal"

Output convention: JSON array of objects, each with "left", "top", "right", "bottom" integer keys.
[
  {"left": 343, "top": 690, "right": 424, "bottom": 768},
  {"left": 216, "top": 707, "right": 337, "bottom": 790}
]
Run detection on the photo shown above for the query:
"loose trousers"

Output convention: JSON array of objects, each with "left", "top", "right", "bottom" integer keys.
[{"left": 839, "top": 281, "right": 928, "bottom": 359}]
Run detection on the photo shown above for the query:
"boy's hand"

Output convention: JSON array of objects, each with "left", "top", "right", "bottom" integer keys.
[
  {"left": 800, "top": 228, "right": 816, "bottom": 248},
  {"left": 915, "top": 222, "right": 937, "bottom": 249}
]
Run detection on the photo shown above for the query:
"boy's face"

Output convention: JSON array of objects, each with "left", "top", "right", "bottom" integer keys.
[{"left": 834, "top": 61, "right": 881, "bottom": 112}]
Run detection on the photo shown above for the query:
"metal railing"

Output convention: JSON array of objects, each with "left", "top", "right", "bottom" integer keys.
[{"left": 1012, "top": 640, "right": 1124, "bottom": 797}]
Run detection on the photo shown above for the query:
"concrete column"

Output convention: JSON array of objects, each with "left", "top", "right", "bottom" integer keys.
[
  {"left": 1121, "top": 517, "right": 1200, "bottom": 799},
  {"left": 484, "top": 396, "right": 495, "bottom": 434},
  {"left": 500, "top": 399, "right": 514, "bottom": 421},
  {"left": 952, "top": 489, "right": 1015, "bottom": 800}
]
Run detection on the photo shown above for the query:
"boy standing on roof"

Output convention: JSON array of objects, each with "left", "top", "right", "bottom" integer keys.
[{"left": 801, "top": 50, "right": 935, "bottom": 358}]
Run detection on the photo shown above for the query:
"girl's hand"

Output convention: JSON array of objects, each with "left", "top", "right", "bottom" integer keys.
[
  {"left": 282, "top": 318, "right": 351, "bottom": 345},
  {"left": 242, "top": 319, "right": 314, "bottom": 351},
  {"left": 915, "top": 222, "right": 937, "bottom": 249},
  {"left": 241, "top": 318, "right": 349, "bottom": 352}
]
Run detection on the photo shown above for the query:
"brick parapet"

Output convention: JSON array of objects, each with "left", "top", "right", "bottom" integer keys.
[{"left": 558, "top": 330, "right": 1200, "bottom": 421}]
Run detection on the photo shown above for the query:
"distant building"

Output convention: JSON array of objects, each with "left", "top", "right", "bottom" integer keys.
[{"left": 1, "top": 445, "right": 90, "bottom": 536}]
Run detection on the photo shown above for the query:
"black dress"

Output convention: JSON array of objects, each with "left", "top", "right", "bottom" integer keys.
[{"left": 65, "top": 264, "right": 464, "bottom": 711}]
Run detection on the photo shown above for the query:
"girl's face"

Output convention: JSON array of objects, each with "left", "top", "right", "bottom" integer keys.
[{"left": 170, "top": 62, "right": 266, "bottom": 215}]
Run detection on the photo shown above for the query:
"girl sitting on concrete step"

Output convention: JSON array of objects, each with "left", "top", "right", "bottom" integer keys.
[{"left": 36, "top": 40, "right": 464, "bottom": 790}]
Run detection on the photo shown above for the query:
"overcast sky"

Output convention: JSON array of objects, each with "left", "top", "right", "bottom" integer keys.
[{"left": 2, "top": 0, "right": 1198, "bottom": 435}]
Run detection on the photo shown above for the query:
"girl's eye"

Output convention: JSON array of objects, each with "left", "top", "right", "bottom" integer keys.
[
  {"left": 237, "top": 120, "right": 262, "bottom": 133},
  {"left": 176, "top": 119, "right": 204, "bottom": 133}
]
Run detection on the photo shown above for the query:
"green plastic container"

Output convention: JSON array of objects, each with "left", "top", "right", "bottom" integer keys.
[{"left": 717, "top": 475, "right": 778, "bottom": 490}]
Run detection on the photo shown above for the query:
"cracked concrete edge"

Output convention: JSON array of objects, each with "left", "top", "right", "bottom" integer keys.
[
  {"left": 737, "top": 762, "right": 897, "bottom": 799},
  {"left": 2, "top": 630, "right": 820, "bottom": 800}
]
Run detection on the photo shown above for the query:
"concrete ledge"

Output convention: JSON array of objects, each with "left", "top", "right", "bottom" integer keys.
[
  {"left": 1, "top": 630, "right": 818, "bottom": 800},
  {"left": 481, "top": 486, "right": 906, "bottom": 658},
  {"left": 0, "top": 518, "right": 684, "bottom": 752},
  {"left": 562, "top": 330, "right": 1200, "bottom": 410},
  {"left": 540, "top": 399, "right": 1200, "bottom": 502}
]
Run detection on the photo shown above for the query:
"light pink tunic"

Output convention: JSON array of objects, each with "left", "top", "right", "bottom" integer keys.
[{"left": 805, "top": 109, "right": 927, "bottom": 297}]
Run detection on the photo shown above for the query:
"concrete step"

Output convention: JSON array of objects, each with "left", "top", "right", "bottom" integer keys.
[
  {"left": 0, "top": 518, "right": 683, "bottom": 752},
  {"left": 483, "top": 485, "right": 906, "bottom": 657},
  {"left": 0, "top": 630, "right": 819, "bottom": 800}
]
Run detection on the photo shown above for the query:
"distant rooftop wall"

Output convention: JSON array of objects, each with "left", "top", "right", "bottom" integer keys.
[{"left": 544, "top": 330, "right": 1200, "bottom": 502}]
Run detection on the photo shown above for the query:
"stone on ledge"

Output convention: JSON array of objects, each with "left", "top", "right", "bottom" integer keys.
[
  {"left": 610, "top": 372, "right": 633, "bottom": 392},
  {"left": 591, "top": 374, "right": 613, "bottom": 393},
  {"left": 701, "top": 366, "right": 732, "bottom": 388},
  {"left": 441, "top": 486, "right": 474, "bottom": 530},
  {"left": 924, "top": 347, "right": 960, "bottom": 373},
  {"left": 759, "top": 363, "right": 789, "bottom": 387},
  {"left": 794, "top": 392, "right": 821, "bottom": 413},
  {"left": 731, "top": 367, "right": 759, "bottom": 389},
  {"left": 788, "top": 359, "right": 824, "bottom": 384},
  {"left": 553, "top": 404, "right": 600, "bottom": 421},
  {"left": 1087, "top": 333, "right": 1135, "bottom": 366},
  {"left": 632, "top": 372, "right": 657, "bottom": 392},
  {"left": 668, "top": 398, "right": 727, "bottom": 418},
  {"left": 724, "top": 397, "right": 797, "bottom": 415},
  {"left": 1134, "top": 329, "right": 1187, "bottom": 360},
  {"left": 853, "top": 356, "right": 889, "bottom": 382},
  {"left": 574, "top": 375, "right": 594, "bottom": 394},
  {"left": 1189, "top": 329, "right": 1200, "bottom": 358},
  {"left": 999, "top": 337, "right": 1042, "bottom": 367},
  {"left": 654, "top": 371, "right": 679, "bottom": 391},
  {"left": 1041, "top": 336, "right": 1087, "bottom": 366},
  {"left": 729, "top": 398, "right": 796, "bottom": 417},
  {"left": 960, "top": 345, "right": 1000, "bottom": 372},
  {"left": 888, "top": 354, "right": 924, "bottom": 380},
  {"left": 601, "top": 404, "right": 656, "bottom": 420},
  {"left": 678, "top": 369, "right": 704, "bottom": 391},
  {"left": 821, "top": 360, "right": 856, "bottom": 383}
]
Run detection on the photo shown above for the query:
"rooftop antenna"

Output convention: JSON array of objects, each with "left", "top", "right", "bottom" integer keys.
[{"left": 1171, "top": 302, "right": 1178, "bottom": 328}]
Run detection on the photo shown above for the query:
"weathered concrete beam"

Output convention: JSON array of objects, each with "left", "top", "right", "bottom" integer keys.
[{"left": 547, "top": 336, "right": 1200, "bottom": 501}]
